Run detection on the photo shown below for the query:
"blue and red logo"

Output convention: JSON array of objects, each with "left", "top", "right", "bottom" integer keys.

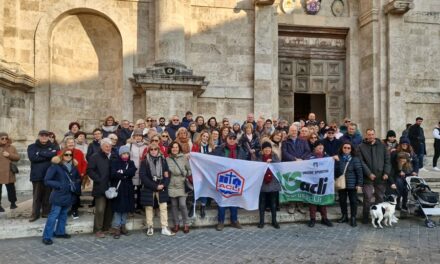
[{"left": 216, "top": 169, "right": 245, "bottom": 198}]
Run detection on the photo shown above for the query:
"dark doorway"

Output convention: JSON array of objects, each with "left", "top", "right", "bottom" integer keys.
[{"left": 294, "top": 93, "right": 326, "bottom": 122}]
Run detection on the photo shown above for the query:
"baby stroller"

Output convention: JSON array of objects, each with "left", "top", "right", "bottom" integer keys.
[{"left": 405, "top": 176, "right": 440, "bottom": 228}]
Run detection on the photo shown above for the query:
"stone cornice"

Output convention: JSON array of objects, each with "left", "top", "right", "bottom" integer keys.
[
  {"left": 384, "top": 0, "right": 414, "bottom": 15},
  {"left": 359, "top": 9, "right": 379, "bottom": 28},
  {"left": 0, "top": 61, "right": 36, "bottom": 91}
]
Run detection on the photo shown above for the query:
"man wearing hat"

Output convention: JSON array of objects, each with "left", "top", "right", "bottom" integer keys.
[
  {"left": 27, "top": 130, "right": 58, "bottom": 222},
  {"left": 211, "top": 132, "right": 246, "bottom": 231}
]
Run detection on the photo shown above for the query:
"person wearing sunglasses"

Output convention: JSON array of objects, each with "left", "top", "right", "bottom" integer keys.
[
  {"left": 334, "top": 142, "right": 363, "bottom": 227},
  {"left": 42, "top": 149, "right": 81, "bottom": 245},
  {"left": 322, "top": 127, "right": 342, "bottom": 157},
  {"left": 165, "top": 115, "right": 182, "bottom": 141},
  {"left": 142, "top": 134, "right": 169, "bottom": 159},
  {"left": 27, "top": 130, "right": 58, "bottom": 222},
  {"left": 127, "top": 129, "right": 147, "bottom": 213},
  {"left": 139, "top": 143, "right": 174, "bottom": 236},
  {"left": 0, "top": 132, "right": 20, "bottom": 212},
  {"left": 159, "top": 132, "right": 171, "bottom": 153}
]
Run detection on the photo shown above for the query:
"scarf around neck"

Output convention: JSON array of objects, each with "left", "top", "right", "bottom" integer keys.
[
  {"left": 147, "top": 154, "right": 163, "bottom": 180},
  {"left": 226, "top": 144, "right": 237, "bottom": 159}
]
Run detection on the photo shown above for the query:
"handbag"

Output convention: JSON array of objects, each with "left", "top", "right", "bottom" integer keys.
[
  {"left": 105, "top": 163, "right": 128, "bottom": 199},
  {"left": 335, "top": 158, "right": 351, "bottom": 191},
  {"left": 65, "top": 171, "right": 80, "bottom": 195},
  {"left": 170, "top": 157, "right": 193, "bottom": 193},
  {"left": 10, "top": 163, "right": 19, "bottom": 174},
  {"left": 105, "top": 180, "right": 121, "bottom": 199}
]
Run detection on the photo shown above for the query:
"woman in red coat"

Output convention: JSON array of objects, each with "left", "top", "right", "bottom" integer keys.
[{"left": 58, "top": 136, "right": 87, "bottom": 219}]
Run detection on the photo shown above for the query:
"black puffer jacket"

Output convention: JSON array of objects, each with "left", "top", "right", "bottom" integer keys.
[
  {"left": 335, "top": 155, "right": 363, "bottom": 189},
  {"left": 139, "top": 155, "right": 170, "bottom": 206}
]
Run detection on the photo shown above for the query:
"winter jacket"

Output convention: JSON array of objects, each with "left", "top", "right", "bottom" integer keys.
[
  {"left": 390, "top": 151, "right": 419, "bottom": 175},
  {"left": 167, "top": 153, "right": 192, "bottom": 197},
  {"left": 117, "top": 128, "right": 132, "bottom": 146},
  {"left": 281, "top": 137, "right": 311, "bottom": 161},
  {"left": 257, "top": 153, "right": 281, "bottom": 192},
  {"left": 211, "top": 144, "right": 247, "bottom": 160},
  {"left": 27, "top": 140, "right": 58, "bottom": 182},
  {"left": 408, "top": 124, "right": 426, "bottom": 155},
  {"left": 87, "top": 151, "right": 116, "bottom": 197},
  {"left": 334, "top": 155, "right": 363, "bottom": 189},
  {"left": 322, "top": 138, "right": 342, "bottom": 156},
  {"left": 110, "top": 158, "right": 137, "bottom": 213},
  {"left": 102, "top": 124, "right": 119, "bottom": 138},
  {"left": 181, "top": 117, "right": 193, "bottom": 129},
  {"left": 127, "top": 142, "right": 147, "bottom": 185},
  {"left": 0, "top": 142, "right": 20, "bottom": 184},
  {"left": 166, "top": 124, "right": 182, "bottom": 140},
  {"left": 340, "top": 132, "right": 363, "bottom": 148},
  {"left": 86, "top": 140, "right": 101, "bottom": 161},
  {"left": 75, "top": 142, "right": 88, "bottom": 157},
  {"left": 239, "top": 133, "right": 261, "bottom": 160},
  {"left": 357, "top": 139, "right": 392, "bottom": 185},
  {"left": 139, "top": 155, "right": 170, "bottom": 206},
  {"left": 44, "top": 157, "right": 81, "bottom": 207}
]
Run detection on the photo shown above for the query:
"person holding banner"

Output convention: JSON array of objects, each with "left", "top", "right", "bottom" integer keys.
[
  {"left": 212, "top": 132, "right": 247, "bottom": 231},
  {"left": 307, "top": 142, "right": 333, "bottom": 227},
  {"left": 139, "top": 143, "right": 174, "bottom": 236},
  {"left": 257, "top": 142, "right": 281, "bottom": 229},
  {"left": 334, "top": 142, "right": 363, "bottom": 227}
]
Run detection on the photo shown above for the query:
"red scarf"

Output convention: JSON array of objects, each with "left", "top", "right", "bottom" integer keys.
[
  {"left": 262, "top": 154, "right": 273, "bottom": 183},
  {"left": 226, "top": 144, "right": 237, "bottom": 159},
  {"left": 262, "top": 154, "right": 271, "bottom": 162}
]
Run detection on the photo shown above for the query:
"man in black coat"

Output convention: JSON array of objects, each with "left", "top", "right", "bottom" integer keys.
[
  {"left": 322, "top": 128, "right": 342, "bottom": 156},
  {"left": 86, "top": 128, "right": 103, "bottom": 161},
  {"left": 165, "top": 115, "right": 182, "bottom": 140},
  {"left": 27, "top": 130, "right": 58, "bottom": 222},
  {"left": 87, "top": 138, "right": 115, "bottom": 238},
  {"left": 408, "top": 117, "right": 427, "bottom": 171}
]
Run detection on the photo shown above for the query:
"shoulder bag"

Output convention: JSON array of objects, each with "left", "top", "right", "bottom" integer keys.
[
  {"left": 170, "top": 157, "right": 193, "bottom": 193},
  {"left": 105, "top": 163, "right": 128, "bottom": 199},
  {"left": 335, "top": 158, "right": 351, "bottom": 191}
]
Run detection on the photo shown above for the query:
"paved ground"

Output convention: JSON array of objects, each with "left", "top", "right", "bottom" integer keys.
[{"left": 0, "top": 218, "right": 439, "bottom": 264}]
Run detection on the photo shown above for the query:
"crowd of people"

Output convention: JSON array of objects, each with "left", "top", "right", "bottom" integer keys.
[{"left": 0, "top": 111, "right": 438, "bottom": 245}]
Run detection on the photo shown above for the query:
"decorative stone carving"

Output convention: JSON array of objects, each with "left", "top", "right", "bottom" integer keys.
[
  {"left": 359, "top": 9, "right": 379, "bottom": 28},
  {"left": 296, "top": 78, "right": 309, "bottom": 92},
  {"left": 311, "top": 79, "right": 324, "bottom": 92},
  {"left": 280, "top": 61, "right": 293, "bottom": 75},
  {"left": 280, "top": 78, "right": 293, "bottom": 93},
  {"left": 328, "top": 62, "right": 340, "bottom": 75},
  {"left": 327, "top": 79, "right": 342, "bottom": 92},
  {"left": 311, "top": 62, "right": 324, "bottom": 76},
  {"left": 297, "top": 62, "right": 309, "bottom": 75},
  {"left": 255, "top": 0, "right": 275, "bottom": 6},
  {"left": 384, "top": 0, "right": 414, "bottom": 15},
  {"left": 0, "top": 60, "right": 36, "bottom": 91}
]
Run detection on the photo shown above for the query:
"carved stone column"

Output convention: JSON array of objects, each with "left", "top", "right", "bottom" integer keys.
[
  {"left": 155, "top": 0, "right": 185, "bottom": 64},
  {"left": 254, "top": 2, "right": 278, "bottom": 118}
]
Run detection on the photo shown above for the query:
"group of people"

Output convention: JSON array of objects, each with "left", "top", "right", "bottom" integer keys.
[{"left": 0, "top": 111, "right": 436, "bottom": 245}]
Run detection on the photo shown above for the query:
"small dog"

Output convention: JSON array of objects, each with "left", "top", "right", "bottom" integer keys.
[{"left": 370, "top": 195, "right": 398, "bottom": 228}]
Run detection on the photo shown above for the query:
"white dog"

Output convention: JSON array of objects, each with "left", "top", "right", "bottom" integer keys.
[{"left": 370, "top": 195, "right": 398, "bottom": 228}]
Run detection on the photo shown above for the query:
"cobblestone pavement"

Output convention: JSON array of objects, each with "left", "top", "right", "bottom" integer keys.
[{"left": 0, "top": 218, "right": 439, "bottom": 264}]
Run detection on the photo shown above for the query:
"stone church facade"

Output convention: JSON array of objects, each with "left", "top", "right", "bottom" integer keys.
[{"left": 0, "top": 0, "right": 439, "bottom": 192}]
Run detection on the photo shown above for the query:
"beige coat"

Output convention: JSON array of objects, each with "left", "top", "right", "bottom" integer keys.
[
  {"left": 166, "top": 153, "right": 192, "bottom": 198},
  {"left": 0, "top": 142, "right": 20, "bottom": 184}
]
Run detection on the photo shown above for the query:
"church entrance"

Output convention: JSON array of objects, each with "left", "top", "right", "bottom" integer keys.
[{"left": 278, "top": 26, "right": 348, "bottom": 124}]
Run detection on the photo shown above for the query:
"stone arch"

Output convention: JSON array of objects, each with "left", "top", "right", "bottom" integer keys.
[{"left": 34, "top": 3, "right": 136, "bottom": 135}]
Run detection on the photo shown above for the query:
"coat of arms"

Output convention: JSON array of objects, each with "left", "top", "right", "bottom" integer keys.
[{"left": 305, "top": 0, "right": 321, "bottom": 15}]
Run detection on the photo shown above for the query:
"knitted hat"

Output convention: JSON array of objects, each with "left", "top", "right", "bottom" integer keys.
[
  {"left": 386, "top": 130, "right": 396, "bottom": 138},
  {"left": 118, "top": 145, "right": 130, "bottom": 156},
  {"left": 262, "top": 141, "right": 272, "bottom": 149},
  {"left": 399, "top": 137, "right": 410, "bottom": 145}
]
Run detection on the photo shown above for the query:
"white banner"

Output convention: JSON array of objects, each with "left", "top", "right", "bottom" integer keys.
[
  {"left": 269, "top": 157, "right": 335, "bottom": 205},
  {"left": 189, "top": 152, "right": 268, "bottom": 210}
]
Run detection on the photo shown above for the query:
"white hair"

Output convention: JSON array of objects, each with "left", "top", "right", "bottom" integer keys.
[{"left": 100, "top": 138, "right": 113, "bottom": 146}]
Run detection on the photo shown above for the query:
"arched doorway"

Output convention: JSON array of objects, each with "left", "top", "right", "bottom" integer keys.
[{"left": 49, "top": 13, "right": 122, "bottom": 136}]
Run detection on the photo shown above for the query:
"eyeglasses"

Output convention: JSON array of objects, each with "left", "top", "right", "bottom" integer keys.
[
  {"left": 0, "top": 137, "right": 8, "bottom": 140},
  {"left": 343, "top": 147, "right": 351, "bottom": 149},
  {"left": 172, "top": 119, "right": 179, "bottom": 122},
  {"left": 146, "top": 119, "right": 152, "bottom": 122},
  {"left": 161, "top": 135, "right": 169, "bottom": 138},
  {"left": 331, "top": 126, "right": 337, "bottom": 129},
  {"left": 63, "top": 153, "right": 73, "bottom": 157},
  {"left": 344, "top": 120, "right": 351, "bottom": 123},
  {"left": 150, "top": 148, "right": 159, "bottom": 151},
  {"left": 129, "top": 126, "right": 134, "bottom": 128},
  {"left": 151, "top": 139, "right": 159, "bottom": 142}
]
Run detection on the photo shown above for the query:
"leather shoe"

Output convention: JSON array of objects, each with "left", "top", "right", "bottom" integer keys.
[
  {"left": 231, "top": 221, "right": 243, "bottom": 229},
  {"left": 321, "top": 218, "right": 333, "bottom": 227},
  {"left": 183, "top": 225, "right": 190, "bottom": 234},
  {"left": 54, "top": 234, "right": 71, "bottom": 239},
  {"left": 42, "top": 239, "right": 53, "bottom": 245},
  {"left": 10, "top": 203, "right": 17, "bottom": 210},
  {"left": 337, "top": 214, "right": 348, "bottom": 223},
  {"left": 308, "top": 219, "right": 316, "bottom": 227},
  {"left": 171, "top": 225, "right": 179, "bottom": 233},
  {"left": 257, "top": 223, "right": 264, "bottom": 229},
  {"left": 29, "top": 216, "right": 40, "bottom": 222},
  {"left": 272, "top": 222, "right": 280, "bottom": 229},
  {"left": 216, "top": 223, "right": 224, "bottom": 231},
  {"left": 350, "top": 217, "right": 357, "bottom": 227}
]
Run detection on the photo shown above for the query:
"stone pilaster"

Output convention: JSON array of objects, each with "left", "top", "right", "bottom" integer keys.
[
  {"left": 0, "top": 0, "right": 4, "bottom": 58},
  {"left": 155, "top": 0, "right": 185, "bottom": 64},
  {"left": 385, "top": 0, "right": 414, "bottom": 131},
  {"left": 254, "top": 3, "right": 278, "bottom": 119},
  {"left": 358, "top": 0, "right": 384, "bottom": 135}
]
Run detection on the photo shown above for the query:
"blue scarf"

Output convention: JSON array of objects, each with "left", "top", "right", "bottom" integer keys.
[{"left": 342, "top": 154, "right": 351, "bottom": 162}]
